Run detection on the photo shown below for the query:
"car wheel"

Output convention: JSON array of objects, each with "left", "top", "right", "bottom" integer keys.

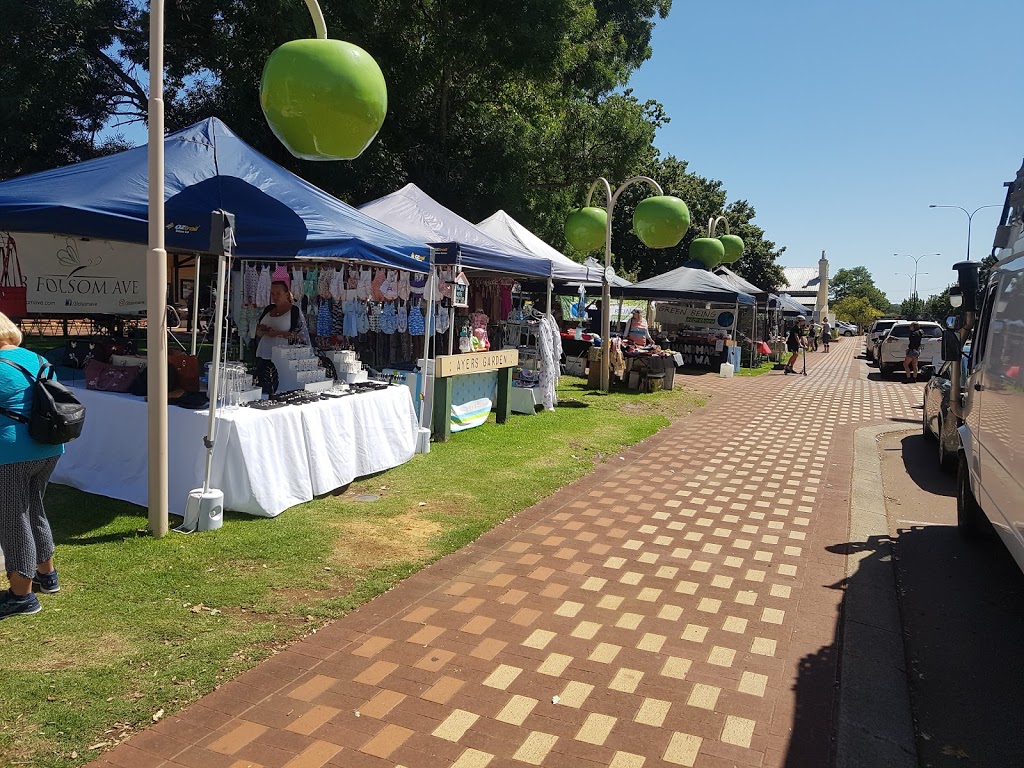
[
  {"left": 843, "top": 330, "right": 853, "bottom": 336},
  {"left": 957, "top": 453, "right": 991, "bottom": 539},
  {"left": 937, "top": 418, "right": 956, "bottom": 473},
  {"left": 880, "top": 364, "right": 892, "bottom": 379}
]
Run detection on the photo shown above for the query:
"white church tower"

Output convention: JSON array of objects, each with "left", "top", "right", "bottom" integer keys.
[{"left": 814, "top": 250, "right": 829, "bottom": 321}]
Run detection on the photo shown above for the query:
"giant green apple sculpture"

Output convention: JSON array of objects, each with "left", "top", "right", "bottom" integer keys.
[
  {"left": 260, "top": 39, "right": 388, "bottom": 161},
  {"left": 718, "top": 234, "right": 744, "bottom": 264},
  {"left": 633, "top": 196, "right": 690, "bottom": 248},
  {"left": 564, "top": 207, "right": 608, "bottom": 252},
  {"left": 689, "top": 237, "right": 726, "bottom": 270}
]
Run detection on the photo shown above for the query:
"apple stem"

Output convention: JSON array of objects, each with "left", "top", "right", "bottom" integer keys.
[
  {"left": 707, "top": 215, "right": 730, "bottom": 238},
  {"left": 303, "top": 0, "right": 328, "bottom": 39}
]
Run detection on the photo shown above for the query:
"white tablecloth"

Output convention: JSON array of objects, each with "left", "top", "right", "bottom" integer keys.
[{"left": 51, "top": 385, "right": 419, "bottom": 517}]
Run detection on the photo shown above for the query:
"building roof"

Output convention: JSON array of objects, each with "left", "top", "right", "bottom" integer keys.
[{"left": 779, "top": 267, "right": 822, "bottom": 294}]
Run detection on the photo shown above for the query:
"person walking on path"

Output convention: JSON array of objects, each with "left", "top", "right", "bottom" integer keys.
[
  {"left": 821, "top": 319, "right": 832, "bottom": 352},
  {"left": 0, "top": 312, "right": 63, "bottom": 620},
  {"left": 903, "top": 321, "right": 923, "bottom": 382},
  {"left": 785, "top": 317, "right": 806, "bottom": 374},
  {"left": 810, "top": 322, "right": 820, "bottom": 352}
]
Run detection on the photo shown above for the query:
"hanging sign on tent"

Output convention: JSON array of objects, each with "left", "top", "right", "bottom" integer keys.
[
  {"left": 656, "top": 303, "right": 735, "bottom": 329},
  {"left": 11, "top": 233, "right": 147, "bottom": 315}
]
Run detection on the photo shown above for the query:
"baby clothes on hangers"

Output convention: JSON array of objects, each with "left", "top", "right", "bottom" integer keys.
[
  {"left": 291, "top": 267, "right": 303, "bottom": 296},
  {"left": 398, "top": 271, "right": 410, "bottom": 301},
  {"left": 380, "top": 302, "right": 398, "bottom": 334},
  {"left": 368, "top": 302, "right": 382, "bottom": 332},
  {"left": 343, "top": 297, "right": 359, "bottom": 337},
  {"left": 381, "top": 270, "right": 399, "bottom": 301},
  {"left": 371, "top": 269, "right": 387, "bottom": 302},
  {"left": 317, "top": 297, "right": 333, "bottom": 337},
  {"left": 332, "top": 296, "right": 345, "bottom": 335},
  {"left": 318, "top": 267, "right": 332, "bottom": 298},
  {"left": 409, "top": 271, "right": 427, "bottom": 300},
  {"left": 256, "top": 264, "right": 272, "bottom": 307},
  {"left": 357, "top": 300, "right": 370, "bottom": 334},
  {"left": 396, "top": 300, "right": 408, "bottom": 333},
  {"left": 408, "top": 302, "right": 425, "bottom": 336},
  {"left": 357, "top": 268, "right": 372, "bottom": 300},
  {"left": 435, "top": 304, "right": 451, "bottom": 334}
]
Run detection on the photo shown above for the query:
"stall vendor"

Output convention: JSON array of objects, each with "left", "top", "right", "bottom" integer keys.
[
  {"left": 255, "top": 280, "right": 302, "bottom": 394},
  {"left": 625, "top": 308, "right": 654, "bottom": 346}
]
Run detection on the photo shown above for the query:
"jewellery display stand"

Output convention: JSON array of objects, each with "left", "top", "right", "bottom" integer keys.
[
  {"left": 329, "top": 349, "right": 369, "bottom": 384},
  {"left": 272, "top": 345, "right": 333, "bottom": 392}
]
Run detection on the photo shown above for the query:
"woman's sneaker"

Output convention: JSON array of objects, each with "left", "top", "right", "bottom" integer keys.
[
  {"left": 33, "top": 569, "right": 59, "bottom": 594},
  {"left": 0, "top": 590, "right": 42, "bottom": 620}
]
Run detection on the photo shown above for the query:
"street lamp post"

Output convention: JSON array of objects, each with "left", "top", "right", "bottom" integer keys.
[
  {"left": 585, "top": 177, "right": 664, "bottom": 392},
  {"left": 928, "top": 204, "right": 1002, "bottom": 261},
  {"left": 894, "top": 253, "right": 936, "bottom": 318}
]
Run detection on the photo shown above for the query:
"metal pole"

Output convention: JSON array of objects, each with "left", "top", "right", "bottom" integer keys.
[
  {"left": 190, "top": 253, "right": 202, "bottom": 356},
  {"left": 419, "top": 267, "right": 435, "bottom": 431},
  {"left": 147, "top": 0, "right": 169, "bottom": 538},
  {"left": 202, "top": 251, "right": 228, "bottom": 492},
  {"left": 545, "top": 277, "right": 553, "bottom": 316},
  {"left": 585, "top": 176, "right": 663, "bottom": 392}
]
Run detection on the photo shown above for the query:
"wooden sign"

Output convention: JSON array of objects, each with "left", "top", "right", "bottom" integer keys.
[
  {"left": 435, "top": 349, "right": 519, "bottom": 378},
  {"left": 452, "top": 271, "right": 470, "bottom": 308}
]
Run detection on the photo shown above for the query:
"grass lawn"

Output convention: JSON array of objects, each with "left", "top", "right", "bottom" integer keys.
[
  {"left": 0, "top": 376, "right": 705, "bottom": 768},
  {"left": 736, "top": 361, "right": 776, "bottom": 377}
]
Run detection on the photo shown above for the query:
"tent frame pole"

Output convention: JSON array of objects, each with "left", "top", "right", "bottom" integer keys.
[
  {"left": 190, "top": 252, "right": 202, "bottom": 356},
  {"left": 147, "top": 0, "right": 169, "bottom": 538}
]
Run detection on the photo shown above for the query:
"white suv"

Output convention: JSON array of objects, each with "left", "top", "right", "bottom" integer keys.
[
  {"left": 866, "top": 319, "right": 897, "bottom": 361},
  {"left": 876, "top": 321, "right": 943, "bottom": 378}
]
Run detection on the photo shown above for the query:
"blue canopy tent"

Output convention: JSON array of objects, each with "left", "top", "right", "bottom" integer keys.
[
  {"left": 359, "top": 184, "right": 550, "bottom": 279},
  {"left": 0, "top": 118, "right": 430, "bottom": 271}
]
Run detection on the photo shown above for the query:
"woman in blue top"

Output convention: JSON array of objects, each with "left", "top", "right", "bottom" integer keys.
[{"left": 0, "top": 312, "right": 63, "bottom": 620}]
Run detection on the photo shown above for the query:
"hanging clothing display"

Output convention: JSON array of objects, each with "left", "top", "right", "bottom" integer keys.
[{"left": 536, "top": 312, "right": 562, "bottom": 411}]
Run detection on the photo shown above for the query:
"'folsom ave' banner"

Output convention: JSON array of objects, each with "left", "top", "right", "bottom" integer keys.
[{"left": 10, "top": 233, "right": 147, "bottom": 314}]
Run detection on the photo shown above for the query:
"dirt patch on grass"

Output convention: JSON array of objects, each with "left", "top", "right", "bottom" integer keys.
[
  {"left": 331, "top": 510, "right": 442, "bottom": 571},
  {"left": 10, "top": 632, "right": 130, "bottom": 673}
]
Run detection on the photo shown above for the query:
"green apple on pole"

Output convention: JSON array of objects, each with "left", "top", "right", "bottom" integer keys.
[
  {"left": 632, "top": 196, "right": 691, "bottom": 248},
  {"left": 689, "top": 238, "right": 726, "bottom": 270},
  {"left": 564, "top": 207, "right": 608, "bottom": 252},
  {"left": 260, "top": 0, "right": 388, "bottom": 160},
  {"left": 718, "top": 234, "right": 744, "bottom": 264}
]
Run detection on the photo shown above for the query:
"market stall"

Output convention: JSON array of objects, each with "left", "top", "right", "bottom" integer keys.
[
  {"left": 610, "top": 265, "right": 755, "bottom": 378},
  {"left": 0, "top": 118, "right": 435, "bottom": 518},
  {"left": 360, "top": 185, "right": 566, "bottom": 428}
]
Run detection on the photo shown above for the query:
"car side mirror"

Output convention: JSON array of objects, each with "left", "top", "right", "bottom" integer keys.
[
  {"left": 944, "top": 315, "right": 962, "bottom": 330},
  {"left": 941, "top": 329, "right": 962, "bottom": 362}
]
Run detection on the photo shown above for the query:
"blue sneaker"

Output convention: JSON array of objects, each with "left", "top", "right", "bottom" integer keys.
[
  {"left": 32, "top": 569, "right": 59, "bottom": 594},
  {"left": 0, "top": 590, "right": 42, "bottom": 620}
]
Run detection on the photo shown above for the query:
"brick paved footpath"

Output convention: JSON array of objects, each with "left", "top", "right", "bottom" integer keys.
[{"left": 88, "top": 341, "right": 921, "bottom": 768}]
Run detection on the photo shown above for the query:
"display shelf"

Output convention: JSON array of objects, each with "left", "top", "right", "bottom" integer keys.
[{"left": 271, "top": 344, "right": 330, "bottom": 392}]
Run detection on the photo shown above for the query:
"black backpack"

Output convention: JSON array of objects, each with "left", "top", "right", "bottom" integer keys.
[{"left": 0, "top": 356, "right": 86, "bottom": 445}]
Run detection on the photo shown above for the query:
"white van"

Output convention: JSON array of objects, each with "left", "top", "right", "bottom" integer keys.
[{"left": 954, "top": 160, "right": 1024, "bottom": 576}]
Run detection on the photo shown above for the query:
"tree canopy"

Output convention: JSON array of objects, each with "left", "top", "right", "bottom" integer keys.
[
  {"left": 2, "top": 0, "right": 787, "bottom": 290},
  {"left": 830, "top": 267, "right": 889, "bottom": 313},
  {"left": 833, "top": 296, "right": 882, "bottom": 330}
]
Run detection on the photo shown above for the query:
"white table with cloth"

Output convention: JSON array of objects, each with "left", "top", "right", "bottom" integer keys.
[{"left": 51, "top": 384, "right": 419, "bottom": 517}]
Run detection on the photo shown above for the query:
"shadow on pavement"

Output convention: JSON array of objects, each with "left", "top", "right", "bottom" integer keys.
[
  {"left": 892, "top": 524, "right": 1024, "bottom": 767},
  {"left": 898, "top": 434, "right": 955, "bottom": 497}
]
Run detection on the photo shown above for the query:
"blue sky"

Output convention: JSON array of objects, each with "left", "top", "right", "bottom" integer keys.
[{"left": 626, "top": 0, "right": 1023, "bottom": 302}]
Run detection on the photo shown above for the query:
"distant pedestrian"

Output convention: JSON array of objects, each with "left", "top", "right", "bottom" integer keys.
[
  {"left": 0, "top": 311, "right": 64, "bottom": 620},
  {"left": 903, "top": 321, "right": 923, "bottom": 382},
  {"left": 785, "top": 318, "right": 806, "bottom": 374},
  {"left": 810, "top": 323, "right": 820, "bottom": 351},
  {"left": 821, "top": 319, "right": 832, "bottom": 352}
]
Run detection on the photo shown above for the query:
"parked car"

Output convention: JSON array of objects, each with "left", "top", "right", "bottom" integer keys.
[
  {"left": 876, "top": 321, "right": 943, "bottom": 378},
  {"left": 865, "top": 319, "right": 897, "bottom": 363},
  {"left": 955, "top": 237, "right": 1024, "bottom": 572},
  {"left": 922, "top": 360, "right": 960, "bottom": 471},
  {"left": 835, "top": 320, "right": 858, "bottom": 336}
]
